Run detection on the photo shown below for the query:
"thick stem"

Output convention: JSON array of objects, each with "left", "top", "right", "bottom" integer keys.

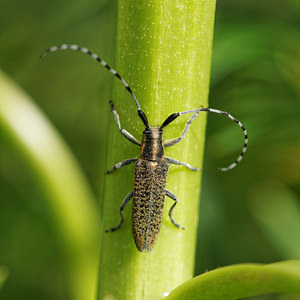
[{"left": 98, "top": 1, "right": 216, "bottom": 299}]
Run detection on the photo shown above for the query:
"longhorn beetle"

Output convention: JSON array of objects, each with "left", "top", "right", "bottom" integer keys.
[{"left": 41, "top": 44, "right": 248, "bottom": 252}]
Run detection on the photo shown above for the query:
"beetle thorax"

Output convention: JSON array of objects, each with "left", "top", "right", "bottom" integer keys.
[{"left": 140, "top": 127, "right": 164, "bottom": 161}]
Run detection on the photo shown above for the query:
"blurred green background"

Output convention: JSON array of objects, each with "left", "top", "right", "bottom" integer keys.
[{"left": 1, "top": 0, "right": 300, "bottom": 299}]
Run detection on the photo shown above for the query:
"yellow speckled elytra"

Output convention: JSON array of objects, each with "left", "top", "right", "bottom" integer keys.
[{"left": 41, "top": 44, "right": 248, "bottom": 252}]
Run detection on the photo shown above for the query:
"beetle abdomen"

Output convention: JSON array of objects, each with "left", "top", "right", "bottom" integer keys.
[{"left": 132, "top": 159, "right": 169, "bottom": 252}]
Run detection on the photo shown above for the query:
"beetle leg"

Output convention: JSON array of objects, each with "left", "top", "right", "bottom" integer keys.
[
  {"left": 165, "top": 157, "right": 200, "bottom": 171},
  {"left": 109, "top": 101, "right": 141, "bottom": 146},
  {"left": 105, "top": 191, "right": 133, "bottom": 233},
  {"left": 165, "top": 190, "right": 184, "bottom": 230},
  {"left": 163, "top": 112, "right": 199, "bottom": 147},
  {"left": 105, "top": 158, "right": 137, "bottom": 174}
]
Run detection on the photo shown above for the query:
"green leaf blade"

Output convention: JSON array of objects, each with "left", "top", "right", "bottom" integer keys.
[
  {"left": 167, "top": 261, "right": 300, "bottom": 300},
  {"left": 0, "top": 69, "right": 99, "bottom": 300},
  {"left": 0, "top": 266, "right": 9, "bottom": 290}
]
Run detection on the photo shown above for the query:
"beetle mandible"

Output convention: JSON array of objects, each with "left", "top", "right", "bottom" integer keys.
[{"left": 41, "top": 44, "right": 248, "bottom": 252}]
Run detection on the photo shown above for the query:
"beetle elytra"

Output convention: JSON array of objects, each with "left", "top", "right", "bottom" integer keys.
[{"left": 41, "top": 44, "right": 248, "bottom": 252}]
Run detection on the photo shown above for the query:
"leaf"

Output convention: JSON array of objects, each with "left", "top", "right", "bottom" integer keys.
[
  {"left": 0, "top": 69, "right": 99, "bottom": 300},
  {"left": 0, "top": 266, "right": 9, "bottom": 290},
  {"left": 167, "top": 260, "right": 300, "bottom": 300},
  {"left": 250, "top": 184, "right": 300, "bottom": 259}
]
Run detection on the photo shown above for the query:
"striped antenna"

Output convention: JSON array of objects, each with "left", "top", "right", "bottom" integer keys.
[
  {"left": 180, "top": 107, "right": 248, "bottom": 171},
  {"left": 40, "top": 44, "right": 142, "bottom": 111}
]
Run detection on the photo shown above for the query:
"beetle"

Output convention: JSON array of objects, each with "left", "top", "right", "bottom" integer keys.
[{"left": 41, "top": 44, "right": 248, "bottom": 252}]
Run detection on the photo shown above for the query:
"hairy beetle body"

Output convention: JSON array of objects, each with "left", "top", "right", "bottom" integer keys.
[
  {"left": 133, "top": 127, "right": 169, "bottom": 251},
  {"left": 133, "top": 158, "right": 169, "bottom": 252}
]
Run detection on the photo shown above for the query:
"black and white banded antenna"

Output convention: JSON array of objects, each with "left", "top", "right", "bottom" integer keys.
[
  {"left": 179, "top": 108, "right": 248, "bottom": 171},
  {"left": 161, "top": 107, "right": 248, "bottom": 171},
  {"left": 41, "top": 44, "right": 247, "bottom": 171},
  {"left": 40, "top": 44, "right": 149, "bottom": 128}
]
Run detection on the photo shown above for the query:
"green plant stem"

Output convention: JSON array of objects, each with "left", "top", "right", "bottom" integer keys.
[
  {"left": 0, "top": 70, "right": 99, "bottom": 300},
  {"left": 97, "top": 1, "right": 216, "bottom": 299}
]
